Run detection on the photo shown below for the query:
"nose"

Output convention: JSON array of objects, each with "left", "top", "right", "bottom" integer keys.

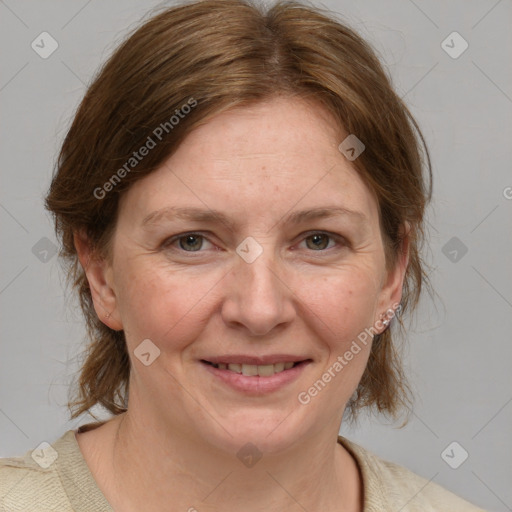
[{"left": 220, "top": 250, "right": 296, "bottom": 337}]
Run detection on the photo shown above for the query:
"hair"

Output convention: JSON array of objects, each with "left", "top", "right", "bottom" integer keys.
[{"left": 45, "top": 0, "right": 432, "bottom": 425}]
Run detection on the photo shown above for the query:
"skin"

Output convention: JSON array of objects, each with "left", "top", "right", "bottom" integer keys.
[{"left": 74, "top": 95, "right": 409, "bottom": 512}]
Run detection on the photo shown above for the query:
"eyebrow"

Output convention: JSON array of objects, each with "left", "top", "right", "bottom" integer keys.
[{"left": 141, "top": 206, "right": 368, "bottom": 231}]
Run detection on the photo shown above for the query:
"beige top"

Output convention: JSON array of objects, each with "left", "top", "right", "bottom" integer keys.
[{"left": 0, "top": 425, "right": 486, "bottom": 511}]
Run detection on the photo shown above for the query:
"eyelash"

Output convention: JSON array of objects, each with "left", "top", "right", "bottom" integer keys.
[{"left": 161, "top": 231, "right": 347, "bottom": 254}]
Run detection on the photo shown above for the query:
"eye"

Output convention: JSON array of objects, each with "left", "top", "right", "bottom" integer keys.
[
  {"left": 164, "top": 233, "right": 214, "bottom": 252},
  {"left": 299, "top": 232, "right": 343, "bottom": 251},
  {"left": 162, "top": 231, "right": 345, "bottom": 255}
]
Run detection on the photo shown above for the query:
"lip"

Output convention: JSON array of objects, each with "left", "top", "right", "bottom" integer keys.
[
  {"left": 202, "top": 354, "right": 309, "bottom": 365},
  {"left": 200, "top": 359, "right": 312, "bottom": 395}
]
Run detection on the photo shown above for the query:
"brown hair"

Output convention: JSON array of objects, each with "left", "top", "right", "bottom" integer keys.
[{"left": 45, "top": 0, "right": 432, "bottom": 424}]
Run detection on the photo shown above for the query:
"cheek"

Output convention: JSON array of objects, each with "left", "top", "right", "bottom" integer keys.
[
  {"left": 114, "top": 261, "right": 223, "bottom": 350},
  {"left": 292, "top": 268, "right": 378, "bottom": 407},
  {"left": 295, "top": 266, "right": 380, "bottom": 345}
]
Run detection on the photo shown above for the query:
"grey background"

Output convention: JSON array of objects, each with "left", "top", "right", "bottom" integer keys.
[{"left": 1, "top": 0, "right": 511, "bottom": 510}]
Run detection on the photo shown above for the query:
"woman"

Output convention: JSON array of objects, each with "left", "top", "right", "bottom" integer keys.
[{"left": 0, "top": 0, "right": 485, "bottom": 510}]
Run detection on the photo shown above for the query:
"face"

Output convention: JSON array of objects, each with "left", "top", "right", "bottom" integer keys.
[{"left": 82, "top": 96, "right": 407, "bottom": 454}]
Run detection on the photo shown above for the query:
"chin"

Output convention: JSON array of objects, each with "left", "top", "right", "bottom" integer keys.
[{"left": 204, "top": 410, "right": 309, "bottom": 456}]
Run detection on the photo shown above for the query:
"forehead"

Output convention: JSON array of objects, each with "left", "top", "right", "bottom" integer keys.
[
  {"left": 118, "top": 96, "right": 380, "bottom": 230},
  {"left": 179, "top": 96, "right": 343, "bottom": 169}
]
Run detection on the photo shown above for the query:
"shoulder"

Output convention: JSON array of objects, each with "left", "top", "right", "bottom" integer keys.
[
  {"left": 0, "top": 438, "right": 72, "bottom": 512},
  {"left": 0, "top": 429, "right": 112, "bottom": 512},
  {"left": 338, "top": 436, "right": 487, "bottom": 512}
]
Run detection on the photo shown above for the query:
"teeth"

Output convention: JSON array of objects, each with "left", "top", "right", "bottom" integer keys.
[
  {"left": 255, "top": 364, "right": 274, "bottom": 377},
  {"left": 242, "top": 364, "right": 259, "bottom": 376},
  {"left": 273, "top": 362, "right": 285, "bottom": 373},
  {"left": 211, "top": 361, "right": 298, "bottom": 376}
]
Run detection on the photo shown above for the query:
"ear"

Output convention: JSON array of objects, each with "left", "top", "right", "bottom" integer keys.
[
  {"left": 374, "top": 222, "right": 410, "bottom": 333},
  {"left": 74, "top": 230, "right": 123, "bottom": 331}
]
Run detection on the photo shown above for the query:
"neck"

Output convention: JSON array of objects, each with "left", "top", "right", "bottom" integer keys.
[{"left": 99, "top": 409, "right": 362, "bottom": 512}]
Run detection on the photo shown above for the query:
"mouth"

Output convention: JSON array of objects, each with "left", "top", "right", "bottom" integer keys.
[
  {"left": 200, "top": 358, "right": 312, "bottom": 394},
  {"left": 201, "top": 359, "right": 309, "bottom": 377}
]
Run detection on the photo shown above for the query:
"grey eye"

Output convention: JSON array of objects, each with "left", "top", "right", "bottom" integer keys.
[
  {"left": 178, "top": 235, "right": 204, "bottom": 251},
  {"left": 305, "top": 234, "right": 331, "bottom": 250}
]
